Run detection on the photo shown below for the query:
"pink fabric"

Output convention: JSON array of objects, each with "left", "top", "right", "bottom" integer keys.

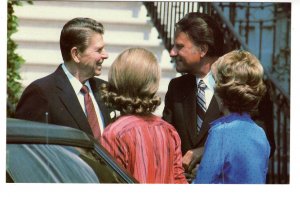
[{"left": 101, "top": 115, "right": 187, "bottom": 184}]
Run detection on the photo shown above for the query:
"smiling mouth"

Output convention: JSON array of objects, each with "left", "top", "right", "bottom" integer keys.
[
  {"left": 171, "top": 57, "right": 181, "bottom": 64},
  {"left": 175, "top": 59, "right": 183, "bottom": 64}
]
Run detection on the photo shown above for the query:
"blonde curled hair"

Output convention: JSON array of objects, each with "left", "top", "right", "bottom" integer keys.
[
  {"left": 101, "top": 48, "right": 161, "bottom": 115},
  {"left": 212, "top": 50, "right": 266, "bottom": 114}
]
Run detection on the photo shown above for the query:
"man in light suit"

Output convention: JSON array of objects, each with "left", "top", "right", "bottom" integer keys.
[
  {"left": 15, "top": 17, "right": 114, "bottom": 138},
  {"left": 162, "top": 13, "right": 224, "bottom": 182}
]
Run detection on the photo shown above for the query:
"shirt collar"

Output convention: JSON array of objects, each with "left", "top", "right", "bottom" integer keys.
[
  {"left": 62, "top": 63, "right": 92, "bottom": 94},
  {"left": 196, "top": 71, "right": 215, "bottom": 91}
]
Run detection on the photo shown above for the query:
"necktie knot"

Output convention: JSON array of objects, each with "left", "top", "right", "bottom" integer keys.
[
  {"left": 198, "top": 80, "right": 206, "bottom": 91},
  {"left": 80, "top": 85, "right": 89, "bottom": 94}
]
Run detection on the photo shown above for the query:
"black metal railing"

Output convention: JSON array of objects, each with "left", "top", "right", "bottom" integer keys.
[{"left": 144, "top": 1, "right": 290, "bottom": 184}]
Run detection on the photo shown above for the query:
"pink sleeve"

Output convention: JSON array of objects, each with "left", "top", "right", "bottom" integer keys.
[{"left": 171, "top": 127, "right": 188, "bottom": 184}]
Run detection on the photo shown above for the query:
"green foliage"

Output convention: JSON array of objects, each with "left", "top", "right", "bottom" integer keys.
[{"left": 7, "top": 0, "right": 32, "bottom": 117}]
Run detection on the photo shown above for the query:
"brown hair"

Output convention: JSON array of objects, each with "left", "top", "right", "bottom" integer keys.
[
  {"left": 101, "top": 48, "right": 161, "bottom": 115},
  {"left": 175, "top": 12, "right": 224, "bottom": 57},
  {"left": 60, "top": 17, "right": 104, "bottom": 62},
  {"left": 213, "top": 50, "right": 266, "bottom": 114}
]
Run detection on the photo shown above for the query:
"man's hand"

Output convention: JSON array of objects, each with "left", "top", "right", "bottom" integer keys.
[
  {"left": 182, "top": 146, "right": 205, "bottom": 173},
  {"left": 184, "top": 163, "right": 200, "bottom": 183}
]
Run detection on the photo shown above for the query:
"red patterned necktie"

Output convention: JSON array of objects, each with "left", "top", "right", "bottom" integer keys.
[{"left": 80, "top": 85, "right": 101, "bottom": 140}]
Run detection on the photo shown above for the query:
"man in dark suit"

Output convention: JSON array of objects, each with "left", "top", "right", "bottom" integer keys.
[
  {"left": 162, "top": 13, "right": 225, "bottom": 182},
  {"left": 15, "top": 17, "right": 114, "bottom": 140}
]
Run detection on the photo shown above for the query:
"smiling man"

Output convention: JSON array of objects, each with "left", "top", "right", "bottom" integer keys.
[
  {"left": 15, "top": 18, "right": 113, "bottom": 141},
  {"left": 162, "top": 13, "right": 224, "bottom": 182}
]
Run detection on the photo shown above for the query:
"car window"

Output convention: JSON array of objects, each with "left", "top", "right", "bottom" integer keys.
[{"left": 6, "top": 144, "right": 126, "bottom": 183}]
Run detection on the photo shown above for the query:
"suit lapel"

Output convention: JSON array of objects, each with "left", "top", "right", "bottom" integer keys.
[
  {"left": 181, "top": 75, "right": 200, "bottom": 147},
  {"left": 54, "top": 66, "right": 92, "bottom": 135},
  {"left": 197, "top": 95, "right": 221, "bottom": 143}
]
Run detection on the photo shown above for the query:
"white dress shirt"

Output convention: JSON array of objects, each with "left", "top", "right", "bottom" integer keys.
[{"left": 62, "top": 64, "right": 105, "bottom": 133}]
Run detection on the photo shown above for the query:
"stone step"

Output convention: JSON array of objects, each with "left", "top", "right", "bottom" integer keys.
[
  {"left": 15, "top": 1, "right": 149, "bottom": 22},
  {"left": 13, "top": 22, "right": 156, "bottom": 43}
]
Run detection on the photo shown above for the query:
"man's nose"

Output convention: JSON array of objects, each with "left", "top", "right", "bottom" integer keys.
[
  {"left": 102, "top": 49, "right": 109, "bottom": 59},
  {"left": 170, "top": 47, "right": 177, "bottom": 57}
]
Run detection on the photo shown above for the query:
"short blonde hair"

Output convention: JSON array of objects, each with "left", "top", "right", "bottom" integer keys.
[
  {"left": 101, "top": 48, "right": 161, "bottom": 115},
  {"left": 212, "top": 50, "right": 266, "bottom": 114}
]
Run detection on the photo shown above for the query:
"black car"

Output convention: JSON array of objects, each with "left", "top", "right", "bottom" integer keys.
[{"left": 6, "top": 118, "right": 138, "bottom": 183}]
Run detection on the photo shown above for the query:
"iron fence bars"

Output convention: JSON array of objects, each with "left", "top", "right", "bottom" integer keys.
[
  {"left": 219, "top": 2, "right": 291, "bottom": 97},
  {"left": 267, "top": 80, "right": 290, "bottom": 183}
]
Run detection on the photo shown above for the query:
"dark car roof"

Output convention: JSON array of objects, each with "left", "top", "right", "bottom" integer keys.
[
  {"left": 6, "top": 118, "right": 138, "bottom": 183},
  {"left": 7, "top": 118, "right": 93, "bottom": 148}
]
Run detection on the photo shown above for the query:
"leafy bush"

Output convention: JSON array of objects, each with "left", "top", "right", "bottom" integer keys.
[{"left": 7, "top": 0, "right": 32, "bottom": 117}]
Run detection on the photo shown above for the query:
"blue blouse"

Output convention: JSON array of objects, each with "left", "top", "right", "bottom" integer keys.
[{"left": 193, "top": 113, "right": 270, "bottom": 184}]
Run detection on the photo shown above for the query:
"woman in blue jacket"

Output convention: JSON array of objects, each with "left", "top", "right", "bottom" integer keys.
[{"left": 194, "top": 50, "right": 270, "bottom": 184}]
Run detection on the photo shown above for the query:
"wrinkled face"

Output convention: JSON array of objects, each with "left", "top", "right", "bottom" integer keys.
[
  {"left": 78, "top": 33, "right": 108, "bottom": 78},
  {"left": 170, "top": 31, "right": 202, "bottom": 74}
]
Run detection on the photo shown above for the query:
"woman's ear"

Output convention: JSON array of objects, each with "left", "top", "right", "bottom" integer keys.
[
  {"left": 200, "top": 44, "right": 208, "bottom": 57},
  {"left": 70, "top": 47, "right": 80, "bottom": 63}
]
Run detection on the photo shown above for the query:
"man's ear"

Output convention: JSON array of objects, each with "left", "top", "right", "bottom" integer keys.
[
  {"left": 70, "top": 47, "right": 80, "bottom": 63},
  {"left": 200, "top": 44, "right": 208, "bottom": 57}
]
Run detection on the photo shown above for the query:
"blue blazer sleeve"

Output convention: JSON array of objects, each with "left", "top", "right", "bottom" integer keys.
[{"left": 194, "top": 127, "right": 224, "bottom": 183}]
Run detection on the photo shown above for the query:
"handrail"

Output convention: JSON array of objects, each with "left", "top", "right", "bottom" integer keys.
[
  {"left": 211, "top": 3, "right": 250, "bottom": 51},
  {"left": 211, "top": 3, "right": 290, "bottom": 103}
]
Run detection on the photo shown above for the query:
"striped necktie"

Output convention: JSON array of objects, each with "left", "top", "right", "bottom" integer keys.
[
  {"left": 196, "top": 80, "right": 207, "bottom": 134},
  {"left": 81, "top": 85, "right": 101, "bottom": 140}
]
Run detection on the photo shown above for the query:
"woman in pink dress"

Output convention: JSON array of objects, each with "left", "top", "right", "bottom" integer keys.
[{"left": 100, "top": 48, "right": 187, "bottom": 184}]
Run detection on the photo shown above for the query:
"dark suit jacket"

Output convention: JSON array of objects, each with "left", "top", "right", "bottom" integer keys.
[
  {"left": 15, "top": 65, "right": 113, "bottom": 136},
  {"left": 163, "top": 74, "right": 222, "bottom": 155}
]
